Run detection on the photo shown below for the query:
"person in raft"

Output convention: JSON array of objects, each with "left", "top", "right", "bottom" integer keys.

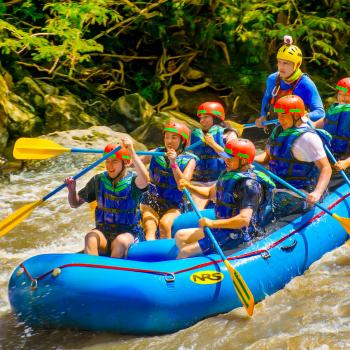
[
  {"left": 140, "top": 121, "right": 198, "bottom": 240},
  {"left": 175, "top": 138, "right": 275, "bottom": 258},
  {"left": 64, "top": 137, "right": 149, "bottom": 258},
  {"left": 256, "top": 35, "right": 324, "bottom": 129},
  {"left": 254, "top": 95, "right": 332, "bottom": 218},
  {"left": 313, "top": 77, "right": 350, "bottom": 171},
  {"left": 189, "top": 101, "right": 238, "bottom": 209}
]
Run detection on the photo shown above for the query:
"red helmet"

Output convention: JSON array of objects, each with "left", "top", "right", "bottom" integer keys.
[
  {"left": 103, "top": 143, "right": 131, "bottom": 161},
  {"left": 163, "top": 121, "right": 190, "bottom": 147},
  {"left": 197, "top": 102, "right": 225, "bottom": 121},
  {"left": 223, "top": 138, "right": 256, "bottom": 164},
  {"left": 336, "top": 78, "right": 350, "bottom": 95},
  {"left": 274, "top": 95, "right": 305, "bottom": 117}
]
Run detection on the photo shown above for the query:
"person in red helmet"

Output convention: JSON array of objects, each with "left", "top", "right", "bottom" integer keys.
[
  {"left": 314, "top": 77, "right": 350, "bottom": 171},
  {"left": 175, "top": 138, "right": 275, "bottom": 258},
  {"left": 189, "top": 101, "right": 238, "bottom": 209},
  {"left": 140, "top": 121, "right": 198, "bottom": 240},
  {"left": 255, "top": 95, "right": 331, "bottom": 218},
  {"left": 64, "top": 136, "right": 149, "bottom": 258}
]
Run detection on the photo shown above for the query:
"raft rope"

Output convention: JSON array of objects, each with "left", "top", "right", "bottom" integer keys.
[{"left": 20, "top": 192, "right": 350, "bottom": 286}]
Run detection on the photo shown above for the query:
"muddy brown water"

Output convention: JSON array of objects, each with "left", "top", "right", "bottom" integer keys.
[{"left": 1, "top": 150, "right": 350, "bottom": 350}]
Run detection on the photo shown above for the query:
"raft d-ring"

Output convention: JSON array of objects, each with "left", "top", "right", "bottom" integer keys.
[
  {"left": 52, "top": 268, "right": 61, "bottom": 277},
  {"left": 261, "top": 250, "right": 271, "bottom": 259},
  {"left": 164, "top": 273, "right": 175, "bottom": 283},
  {"left": 30, "top": 279, "right": 38, "bottom": 290}
]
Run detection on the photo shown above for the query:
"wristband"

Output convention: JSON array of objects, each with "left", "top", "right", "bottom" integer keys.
[{"left": 171, "top": 163, "right": 178, "bottom": 169}]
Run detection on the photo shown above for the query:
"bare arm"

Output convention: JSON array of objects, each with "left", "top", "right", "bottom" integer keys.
[
  {"left": 199, "top": 208, "right": 253, "bottom": 230},
  {"left": 203, "top": 133, "right": 224, "bottom": 155},
  {"left": 122, "top": 137, "right": 149, "bottom": 189},
  {"left": 178, "top": 178, "right": 216, "bottom": 199},
  {"left": 254, "top": 148, "right": 271, "bottom": 165},
  {"left": 307, "top": 157, "right": 332, "bottom": 204}
]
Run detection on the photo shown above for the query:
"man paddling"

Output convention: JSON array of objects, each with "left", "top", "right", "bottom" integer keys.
[
  {"left": 175, "top": 138, "right": 275, "bottom": 258},
  {"left": 64, "top": 137, "right": 149, "bottom": 258},
  {"left": 255, "top": 95, "right": 332, "bottom": 218}
]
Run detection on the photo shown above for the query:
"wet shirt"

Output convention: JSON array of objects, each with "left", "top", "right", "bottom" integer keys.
[{"left": 232, "top": 178, "right": 262, "bottom": 211}]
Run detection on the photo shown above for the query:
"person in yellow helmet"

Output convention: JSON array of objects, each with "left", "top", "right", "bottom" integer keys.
[{"left": 256, "top": 35, "right": 324, "bottom": 128}]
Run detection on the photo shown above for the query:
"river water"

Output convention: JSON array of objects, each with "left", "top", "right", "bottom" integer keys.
[{"left": 1, "top": 153, "right": 350, "bottom": 350}]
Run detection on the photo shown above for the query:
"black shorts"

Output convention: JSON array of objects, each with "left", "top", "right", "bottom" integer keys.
[{"left": 141, "top": 192, "right": 183, "bottom": 217}]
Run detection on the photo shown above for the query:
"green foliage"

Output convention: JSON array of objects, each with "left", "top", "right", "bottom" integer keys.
[{"left": 0, "top": 0, "right": 349, "bottom": 105}]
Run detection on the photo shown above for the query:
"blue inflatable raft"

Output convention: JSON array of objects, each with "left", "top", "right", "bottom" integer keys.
[{"left": 8, "top": 180, "right": 350, "bottom": 334}]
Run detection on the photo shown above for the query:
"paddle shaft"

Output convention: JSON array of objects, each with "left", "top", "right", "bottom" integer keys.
[
  {"left": 42, "top": 146, "right": 122, "bottom": 201},
  {"left": 304, "top": 120, "right": 350, "bottom": 188},
  {"left": 70, "top": 149, "right": 165, "bottom": 157},
  {"left": 253, "top": 162, "right": 334, "bottom": 216},
  {"left": 243, "top": 119, "right": 278, "bottom": 129},
  {"left": 183, "top": 188, "right": 228, "bottom": 262}
]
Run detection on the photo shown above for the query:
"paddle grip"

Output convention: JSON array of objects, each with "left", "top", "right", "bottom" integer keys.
[{"left": 43, "top": 146, "right": 122, "bottom": 202}]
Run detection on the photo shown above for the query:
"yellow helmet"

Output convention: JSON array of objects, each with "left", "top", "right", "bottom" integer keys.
[{"left": 277, "top": 39, "right": 302, "bottom": 70}]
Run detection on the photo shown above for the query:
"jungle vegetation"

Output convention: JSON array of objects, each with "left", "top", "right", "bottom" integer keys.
[{"left": 0, "top": 0, "right": 349, "bottom": 117}]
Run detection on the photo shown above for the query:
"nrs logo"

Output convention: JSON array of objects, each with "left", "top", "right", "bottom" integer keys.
[{"left": 190, "top": 270, "right": 224, "bottom": 284}]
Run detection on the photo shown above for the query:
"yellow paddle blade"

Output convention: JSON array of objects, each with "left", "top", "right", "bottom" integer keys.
[
  {"left": 0, "top": 199, "right": 44, "bottom": 237},
  {"left": 227, "top": 121, "right": 244, "bottom": 137},
  {"left": 332, "top": 213, "right": 350, "bottom": 235},
  {"left": 13, "top": 138, "right": 70, "bottom": 160},
  {"left": 224, "top": 259, "right": 254, "bottom": 316}
]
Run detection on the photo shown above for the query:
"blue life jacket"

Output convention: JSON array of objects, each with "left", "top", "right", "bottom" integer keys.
[
  {"left": 95, "top": 172, "right": 139, "bottom": 232},
  {"left": 324, "top": 103, "right": 350, "bottom": 156},
  {"left": 215, "top": 169, "right": 275, "bottom": 233},
  {"left": 269, "top": 125, "right": 319, "bottom": 190},
  {"left": 190, "top": 125, "right": 226, "bottom": 182},
  {"left": 149, "top": 147, "right": 196, "bottom": 206}
]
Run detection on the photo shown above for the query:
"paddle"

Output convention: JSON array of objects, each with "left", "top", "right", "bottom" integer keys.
[
  {"left": 324, "top": 145, "right": 350, "bottom": 188},
  {"left": 182, "top": 188, "right": 255, "bottom": 316},
  {"left": 0, "top": 146, "right": 122, "bottom": 238},
  {"left": 306, "top": 122, "right": 350, "bottom": 189},
  {"left": 230, "top": 119, "right": 278, "bottom": 137},
  {"left": 13, "top": 138, "right": 165, "bottom": 160},
  {"left": 253, "top": 162, "right": 350, "bottom": 234}
]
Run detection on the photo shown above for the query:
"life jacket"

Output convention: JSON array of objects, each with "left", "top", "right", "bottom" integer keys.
[
  {"left": 323, "top": 103, "right": 350, "bottom": 156},
  {"left": 149, "top": 147, "right": 196, "bottom": 205},
  {"left": 268, "top": 74, "right": 303, "bottom": 120},
  {"left": 95, "top": 172, "right": 139, "bottom": 233},
  {"left": 269, "top": 125, "right": 319, "bottom": 189},
  {"left": 215, "top": 169, "right": 275, "bottom": 233},
  {"left": 190, "top": 125, "right": 226, "bottom": 182}
]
